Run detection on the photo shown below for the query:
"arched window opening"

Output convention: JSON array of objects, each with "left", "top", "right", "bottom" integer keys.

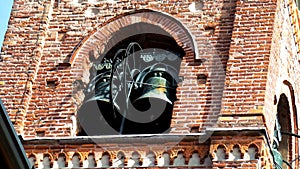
[
  {"left": 113, "top": 151, "right": 126, "bottom": 167},
  {"left": 42, "top": 154, "right": 53, "bottom": 169},
  {"left": 230, "top": 145, "right": 242, "bottom": 160},
  {"left": 71, "top": 153, "right": 82, "bottom": 168},
  {"left": 273, "top": 94, "right": 292, "bottom": 169},
  {"left": 98, "top": 152, "right": 111, "bottom": 167},
  {"left": 86, "top": 153, "right": 96, "bottom": 168},
  {"left": 57, "top": 153, "right": 67, "bottom": 168},
  {"left": 215, "top": 145, "right": 226, "bottom": 161},
  {"left": 245, "top": 144, "right": 258, "bottom": 160},
  {"left": 77, "top": 23, "right": 185, "bottom": 135},
  {"left": 128, "top": 151, "right": 141, "bottom": 167},
  {"left": 188, "top": 150, "right": 200, "bottom": 166},
  {"left": 28, "top": 154, "right": 37, "bottom": 168},
  {"left": 173, "top": 151, "right": 185, "bottom": 166},
  {"left": 143, "top": 151, "right": 157, "bottom": 167}
]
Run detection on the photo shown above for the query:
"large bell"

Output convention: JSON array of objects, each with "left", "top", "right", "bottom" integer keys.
[
  {"left": 133, "top": 71, "right": 175, "bottom": 111},
  {"left": 77, "top": 73, "right": 118, "bottom": 136}
]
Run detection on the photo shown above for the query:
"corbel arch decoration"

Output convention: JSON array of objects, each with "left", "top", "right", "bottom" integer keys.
[
  {"left": 70, "top": 10, "right": 197, "bottom": 136},
  {"left": 54, "top": 153, "right": 67, "bottom": 168},
  {"left": 42, "top": 153, "right": 53, "bottom": 168}
]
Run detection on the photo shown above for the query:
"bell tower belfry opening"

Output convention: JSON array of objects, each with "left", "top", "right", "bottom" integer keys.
[
  {"left": 3, "top": 0, "right": 300, "bottom": 168},
  {"left": 77, "top": 23, "right": 185, "bottom": 135}
]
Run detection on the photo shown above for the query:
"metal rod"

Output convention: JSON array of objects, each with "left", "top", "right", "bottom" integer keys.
[
  {"left": 280, "top": 131, "right": 300, "bottom": 166},
  {"left": 281, "top": 131, "right": 300, "bottom": 138},
  {"left": 283, "top": 159, "right": 293, "bottom": 169},
  {"left": 117, "top": 42, "right": 142, "bottom": 134},
  {"left": 289, "top": 156, "right": 300, "bottom": 164}
]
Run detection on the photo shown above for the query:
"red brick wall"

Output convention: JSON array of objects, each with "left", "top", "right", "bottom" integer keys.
[
  {"left": 0, "top": 0, "right": 54, "bottom": 133},
  {"left": 1, "top": 0, "right": 300, "bottom": 168},
  {"left": 0, "top": 0, "right": 236, "bottom": 137},
  {"left": 264, "top": 0, "right": 300, "bottom": 167},
  {"left": 218, "top": 0, "right": 277, "bottom": 128}
]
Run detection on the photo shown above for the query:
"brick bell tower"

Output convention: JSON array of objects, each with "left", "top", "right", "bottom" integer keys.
[{"left": 1, "top": 0, "right": 300, "bottom": 168}]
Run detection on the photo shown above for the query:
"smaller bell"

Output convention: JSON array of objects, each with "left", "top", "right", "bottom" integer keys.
[{"left": 133, "top": 71, "right": 175, "bottom": 111}]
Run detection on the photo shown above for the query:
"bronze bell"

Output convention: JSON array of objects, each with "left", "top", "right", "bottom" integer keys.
[
  {"left": 133, "top": 71, "right": 175, "bottom": 109},
  {"left": 94, "top": 75, "right": 111, "bottom": 102},
  {"left": 85, "top": 74, "right": 111, "bottom": 103},
  {"left": 77, "top": 73, "right": 117, "bottom": 136}
]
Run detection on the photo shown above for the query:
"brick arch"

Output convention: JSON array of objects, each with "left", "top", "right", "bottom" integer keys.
[
  {"left": 282, "top": 80, "right": 298, "bottom": 134},
  {"left": 44, "top": 153, "right": 53, "bottom": 160},
  {"left": 246, "top": 144, "right": 259, "bottom": 159},
  {"left": 42, "top": 153, "right": 53, "bottom": 168},
  {"left": 279, "top": 80, "right": 299, "bottom": 167},
  {"left": 69, "top": 9, "right": 197, "bottom": 65},
  {"left": 274, "top": 79, "right": 298, "bottom": 139},
  {"left": 269, "top": 77, "right": 299, "bottom": 167},
  {"left": 230, "top": 144, "right": 242, "bottom": 153},
  {"left": 28, "top": 153, "right": 38, "bottom": 168}
]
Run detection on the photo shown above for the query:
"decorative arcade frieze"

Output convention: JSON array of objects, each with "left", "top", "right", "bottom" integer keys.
[{"left": 23, "top": 135, "right": 263, "bottom": 169}]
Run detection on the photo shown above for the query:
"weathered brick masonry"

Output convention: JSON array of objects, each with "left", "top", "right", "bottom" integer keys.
[{"left": 1, "top": 0, "right": 300, "bottom": 168}]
